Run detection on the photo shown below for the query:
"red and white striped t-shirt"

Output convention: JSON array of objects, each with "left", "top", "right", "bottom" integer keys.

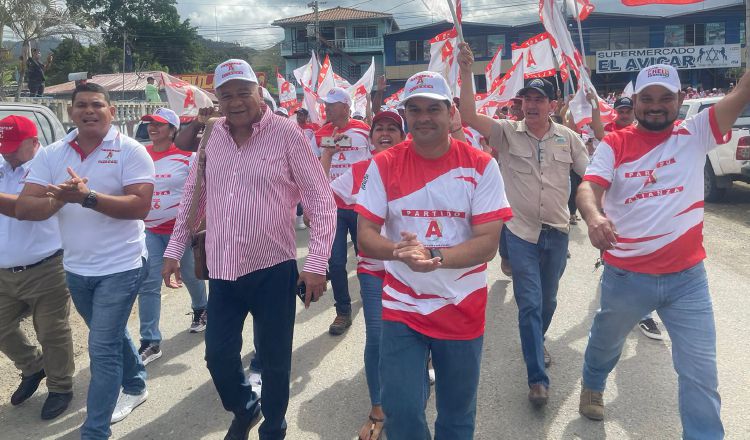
[
  {"left": 312, "top": 119, "right": 372, "bottom": 185},
  {"left": 330, "top": 158, "right": 385, "bottom": 278},
  {"left": 584, "top": 107, "right": 730, "bottom": 274},
  {"left": 356, "top": 139, "right": 513, "bottom": 340},
  {"left": 145, "top": 144, "right": 194, "bottom": 234}
]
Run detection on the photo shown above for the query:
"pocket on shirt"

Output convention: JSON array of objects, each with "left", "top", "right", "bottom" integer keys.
[
  {"left": 508, "top": 146, "right": 533, "bottom": 174},
  {"left": 552, "top": 150, "right": 573, "bottom": 165}
]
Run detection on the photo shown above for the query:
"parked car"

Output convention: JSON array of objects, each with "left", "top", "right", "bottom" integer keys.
[
  {"left": 679, "top": 97, "right": 750, "bottom": 201},
  {"left": 737, "top": 138, "right": 750, "bottom": 179},
  {"left": 0, "top": 103, "right": 66, "bottom": 146}
]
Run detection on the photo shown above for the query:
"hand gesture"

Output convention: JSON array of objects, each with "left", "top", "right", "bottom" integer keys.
[
  {"left": 585, "top": 88, "right": 598, "bottom": 106},
  {"left": 47, "top": 167, "right": 90, "bottom": 204},
  {"left": 298, "top": 271, "right": 327, "bottom": 309},
  {"left": 377, "top": 75, "right": 386, "bottom": 91},
  {"left": 393, "top": 232, "right": 442, "bottom": 273},
  {"left": 586, "top": 213, "right": 619, "bottom": 251},
  {"left": 197, "top": 106, "right": 218, "bottom": 125},
  {"left": 458, "top": 42, "right": 474, "bottom": 70}
]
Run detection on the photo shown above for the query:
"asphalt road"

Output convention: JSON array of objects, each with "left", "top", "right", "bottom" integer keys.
[{"left": 1, "top": 183, "right": 748, "bottom": 439}]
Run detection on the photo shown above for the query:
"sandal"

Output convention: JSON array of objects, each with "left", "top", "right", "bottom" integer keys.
[{"left": 358, "top": 415, "right": 385, "bottom": 440}]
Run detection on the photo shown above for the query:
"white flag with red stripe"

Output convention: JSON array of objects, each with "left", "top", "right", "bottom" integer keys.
[
  {"left": 511, "top": 32, "right": 558, "bottom": 79},
  {"left": 484, "top": 45, "right": 504, "bottom": 93},
  {"left": 347, "top": 57, "right": 375, "bottom": 117},
  {"left": 317, "top": 54, "right": 336, "bottom": 97},
  {"left": 293, "top": 51, "right": 320, "bottom": 89},
  {"left": 302, "top": 85, "right": 324, "bottom": 124},
  {"left": 539, "top": 0, "right": 582, "bottom": 83},
  {"left": 276, "top": 69, "right": 298, "bottom": 109},
  {"left": 383, "top": 88, "right": 404, "bottom": 110},
  {"left": 476, "top": 56, "right": 525, "bottom": 115},
  {"left": 160, "top": 73, "right": 214, "bottom": 117},
  {"left": 428, "top": 28, "right": 460, "bottom": 97},
  {"left": 568, "top": 70, "right": 615, "bottom": 129},
  {"left": 567, "top": 0, "right": 594, "bottom": 20}
]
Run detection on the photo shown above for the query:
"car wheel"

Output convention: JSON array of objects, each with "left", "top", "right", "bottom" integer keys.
[{"left": 704, "top": 160, "right": 726, "bottom": 202}]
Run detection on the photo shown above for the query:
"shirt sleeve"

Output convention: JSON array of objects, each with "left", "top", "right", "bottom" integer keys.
[
  {"left": 570, "top": 132, "right": 590, "bottom": 177},
  {"left": 310, "top": 134, "right": 322, "bottom": 158},
  {"left": 164, "top": 149, "right": 206, "bottom": 261},
  {"left": 23, "top": 147, "right": 53, "bottom": 187},
  {"left": 354, "top": 160, "right": 387, "bottom": 226},
  {"left": 487, "top": 119, "right": 510, "bottom": 155},
  {"left": 687, "top": 106, "right": 732, "bottom": 153},
  {"left": 122, "top": 144, "right": 156, "bottom": 186},
  {"left": 287, "top": 124, "right": 337, "bottom": 275},
  {"left": 471, "top": 157, "right": 513, "bottom": 225},
  {"left": 583, "top": 141, "right": 616, "bottom": 189},
  {"left": 330, "top": 168, "right": 356, "bottom": 206}
]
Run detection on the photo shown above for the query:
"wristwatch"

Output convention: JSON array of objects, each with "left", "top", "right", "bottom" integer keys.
[
  {"left": 428, "top": 248, "right": 444, "bottom": 263},
  {"left": 81, "top": 190, "right": 98, "bottom": 209}
]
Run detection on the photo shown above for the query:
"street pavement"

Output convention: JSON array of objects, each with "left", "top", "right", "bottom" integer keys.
[{"left": 0, "top": 183, "right": 748, "bottom": 439}]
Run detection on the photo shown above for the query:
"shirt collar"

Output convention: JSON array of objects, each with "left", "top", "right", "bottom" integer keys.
[
  {"left": 516, "top": 118, "right": 563, "bottom": 140},
  {"left": 63, "top": 125, "right": 119, "bottom": 144}
]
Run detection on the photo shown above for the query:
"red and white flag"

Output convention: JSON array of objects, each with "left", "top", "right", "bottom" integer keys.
[
  {"left": 317, "top": 54, "right": 336, "bottom": 97},
  {"left": 485, "top": 45, "right": 504, "bottom": 93},
  {"left": 276, "top": 69, "right": 298, "bottom": 109},
  {"left": 568, "top": 70, "right": 616, "bottom": 129},
  {"left": 293, "top": 51, "right": 320, "bottom": 89},
  {"left": 622, "top": 0, "right": 702, "bottom": 5},
  {"left": 302, "top": 85, "right": 324, "bottom": 124},
  {"left": 347, "top": 57, "right": 375, "bottom": 117},
  {"left": 511, "top": 33, "right": 558, "bottom": 79},
  {"left": 476, "top": 56, "right": 525, "bottom": 115},
  {"left": 383, "top": 88, "right": 404, "bottom": 110},
  {"left": 428, "top": 28, "right": 460, "bottom": 96},
  {"left": 159, "top": 73, "right": 214, "bottom": 117},
  {"left": 539, "top": 0, "right": 583, "bottom": 82},
  {"left": 567, "top": 0, "right": 594, "bottom": 20},
  {"left": 334, "top": 72, "right": 352, "bottom": 89}
]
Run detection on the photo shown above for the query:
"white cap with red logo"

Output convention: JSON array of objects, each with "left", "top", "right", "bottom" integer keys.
[
  {"left": 635, "top": 64, "right": 681, "bottom": 94},
  {"left": 400, "top": 71, "right": 452, "bottom": 105},
  {"left": 317, "top": 87, "right": 352, "bottom": 107},
  {"left": 141, "top": 107, "right": 180, "bottom": 130},
  {"left": 214, "top": 59, "right": 258, "bottom": 89}
]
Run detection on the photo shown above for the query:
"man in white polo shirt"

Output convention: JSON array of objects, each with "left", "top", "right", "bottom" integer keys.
[
  {"left": 576, "top": 64, "right": 750, "bottom": 439},
  {"left": 356, "top": 71, "right": 512, "bottom": 439},
  {"left": 312, "top": 86, "right": 372, "bottom": 335},
  {"left": 0, "top": 115, "right": 74, "bottom": 420},
  {"left": 16, "top": 82, "right": 155, "bottom": 440}
]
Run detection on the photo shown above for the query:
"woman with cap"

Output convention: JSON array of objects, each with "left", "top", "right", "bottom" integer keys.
[
  {"left": 136, "top": 108, "right": 208, "bottom": 366},
  {"left": 327, "top": 111, "right": 405, "bottom": 440}
]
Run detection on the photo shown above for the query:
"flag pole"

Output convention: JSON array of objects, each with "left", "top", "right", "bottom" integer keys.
[
  {"left": 447, "top": 0, "right": 464, "bottom": 43},
  {"left": 571, "top": 0, "right": 588, "bottom": 69}
]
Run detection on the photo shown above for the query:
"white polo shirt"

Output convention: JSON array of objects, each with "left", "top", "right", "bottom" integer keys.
[
  {"left": 25, "top": 126, "right": 155, "bottom": 276},
  {"left": 0, "top": 154, "right": 62, "bottom": 268}
]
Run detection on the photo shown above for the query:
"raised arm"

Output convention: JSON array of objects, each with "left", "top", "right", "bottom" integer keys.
[
  {"left": 457, "top": 42, "right": 496, "bottom": 140},
  {"left": 713, "top": 69, "right": 750, "bottom": 135}
]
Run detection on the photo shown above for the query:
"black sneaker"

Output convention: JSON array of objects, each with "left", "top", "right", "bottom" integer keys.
[
  {"left": 11, "top": 369, "right": 46, "bottom": 406},
  {"left": 138, "top": 342, "right": 162, "bottom": 366},
  {"left": 224, "top": 404, "right": 263, "bottom": 440},
  {"left": 638, "top": 318, "right": 665, "bottom": 340},
  {"left": 190, "top": 309, "right": 207, "bottom": 333},
  {"left": 41, "top": 392, "right": 73, "bottom": 420}
]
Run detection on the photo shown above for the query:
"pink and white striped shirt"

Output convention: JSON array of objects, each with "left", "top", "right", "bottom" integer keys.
[{"left": 164, "top": 108, "right": 337, "bottom": 280}]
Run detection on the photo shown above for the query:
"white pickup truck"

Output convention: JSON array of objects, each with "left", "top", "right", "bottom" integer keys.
[{"left": 679, "top": 97, "right": 750, "bottom": 201}]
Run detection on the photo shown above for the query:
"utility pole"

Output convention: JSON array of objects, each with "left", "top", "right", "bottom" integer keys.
[
  {"left": 122, "top": 30, "right": 126, "bottom": 101},
  {"left": 745, "top": 0, "right": 749, "bottom": 70},
  {"left": 307, "top": 1, "right": 324, "bottom": 59}
]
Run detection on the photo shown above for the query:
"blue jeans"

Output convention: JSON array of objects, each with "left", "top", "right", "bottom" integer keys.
[
  {"left": 205, "top": 260, "right": 297, "bottom": 440},
  {"left": 583, "top": 262, "right": 723, "bottom": 440},
  {"left": 357, "top": 273, "right": 384, "bottom": 406},
  {"left": 138, "top": 230, "right": 207, "bottom": 343},
  {"left": 380, "top": 321, "right": 482, "bottom": 440},
  {"left": 329, "top": 208, "right": 358, "bottom": 315},
  {"left": 66, "top": 261, "right": 148, "bottom": 440},
  {"left": 506, "top": 226, "right": 569, "bottom": 388}
]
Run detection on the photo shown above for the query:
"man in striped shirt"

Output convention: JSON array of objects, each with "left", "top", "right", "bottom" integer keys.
[{"left": 162, "top": 59, "right": 336, "bottom": 440}]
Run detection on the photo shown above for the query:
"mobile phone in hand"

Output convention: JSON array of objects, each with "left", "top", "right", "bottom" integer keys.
[{"left": 296, "top": 282, "right": 307, "bottom": 303}]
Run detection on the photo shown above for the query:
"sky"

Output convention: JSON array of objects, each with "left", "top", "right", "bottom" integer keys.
[{"left": 175, "top": 0, "right": 743, "bottom": 48}]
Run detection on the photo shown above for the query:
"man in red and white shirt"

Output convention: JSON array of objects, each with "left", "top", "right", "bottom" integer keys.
[
  {"left": 162, "top": 59, "right": 336, "bottom": 440},
  {"left": 356, "top": 71, "right": 512, "bottom": 439},
  {"left": 312, "top": 86, "right": 372, "bottom": 335},
  {"left": 576, "top": 64, "right": 747, "bottom": 438}
]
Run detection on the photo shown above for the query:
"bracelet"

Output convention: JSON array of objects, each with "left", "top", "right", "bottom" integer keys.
[{"left": 450, "top": 126, "right": 463, "bottom": 133}]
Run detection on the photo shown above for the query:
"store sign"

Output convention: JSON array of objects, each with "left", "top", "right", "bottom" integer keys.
[{"left": 596, "top": 44, "right": 741, "bottom": 73}]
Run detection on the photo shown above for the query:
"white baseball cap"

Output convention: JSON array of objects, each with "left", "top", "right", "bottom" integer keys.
[
  {"left": 214, "top": 59, "right": 258, "bottom": 89},
  {"left": 317, "top": 87, "right": 352, "bottom": 107},
  {"left": 635, "top": 64, "right": 681, "bottom": 94},
  {"left": 400, "top": 71, "right": 452, "bottom": 105},
  {"left": 141, "top": 107, "right": 180, "bottom": 130}
]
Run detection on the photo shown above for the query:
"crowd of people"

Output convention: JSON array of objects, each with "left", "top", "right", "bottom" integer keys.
[{"left": 0, "top": 45, "right": 745, "bottom": 440}]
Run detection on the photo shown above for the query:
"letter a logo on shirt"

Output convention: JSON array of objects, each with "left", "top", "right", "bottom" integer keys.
[{"left": 425, "top": 220, "right": 443, "bottom": 240}]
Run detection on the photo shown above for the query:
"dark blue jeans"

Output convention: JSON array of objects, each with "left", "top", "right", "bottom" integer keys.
[
  {"left": 205, "top": 260, "right": 297, "bottom": 440},
  {"left": 66, "top": 260, "right": 148, "bottom": 440},
  {"left": 329, "top": 208, "right": 358, "bottom": 315},
  {"left": 357, "top": 273, "right": 383, "bottom": 406},
  {"left": 506, "top": 226, "right": 569, "bottom": 388}
]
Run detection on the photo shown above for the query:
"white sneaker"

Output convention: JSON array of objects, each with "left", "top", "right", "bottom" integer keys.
[
  {"left": 111, "top": 390, "right": 148, "bottom": 424},
  {"left": 247, "top": 370, "right": 262, "bottom": 398},
  {"left": 295, "top": 215, "right": 307, "bottom": 230}
]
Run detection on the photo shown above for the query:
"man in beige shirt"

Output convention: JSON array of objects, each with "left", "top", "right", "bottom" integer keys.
[{"left": 457, "top": 43, "right": 588, "bottom": 406}]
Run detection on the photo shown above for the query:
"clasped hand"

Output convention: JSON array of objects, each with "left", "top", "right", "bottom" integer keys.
[
  {"left": 46, "top": 167, "right": 90, "bottom": 205},
  {"left": 393, "top": 232, "right": 442, "bottom": 273}
]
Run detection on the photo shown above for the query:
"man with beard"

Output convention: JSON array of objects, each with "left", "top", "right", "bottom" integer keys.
[{"left": 576, "top": 64, "right": 749, "bottom": 439}]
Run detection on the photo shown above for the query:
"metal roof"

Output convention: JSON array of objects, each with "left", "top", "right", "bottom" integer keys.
[{"left": 272, "top": 6, "right": 394, "bottom": 26}]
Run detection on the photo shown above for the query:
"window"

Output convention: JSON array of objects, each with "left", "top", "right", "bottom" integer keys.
[
  {"left": 588, "top": 27, "right": 609, "bottom": 52},
  {"left": 293, "top": 27, "right": 306, "bottom": 41},
  {"left": 320, "top": 26, "right": 335, "bottom": 40},
  {"left": 396, "top": 40, "right": 410, "bottom": 62},
  {"left": 353, "top": 25, "right": 378, "bottom": 39},
  {"left": 488, "top": 34, "right": 505, "bottom": 57},
  {"left": 629, "top": 26, "right": 649, "bottom": 49},
  {"left": 396, "top": 40, "right": 429, "bottom": 62},
  {"left": 610, "top": 28, "right": 629, "bottom": 50},
  {"left": 0, "top": 110, "right": 53, "bottom": 145},
  {"left": 705, "top": 22, "right": 725, "bottom": 45},
  {"left": 423, "top": 39, "right": 431, "bottom": 62},
  {"left": 741, "top": 22, "right": 746, "bottom": 46},
  {"left": 665, "top": 24, "right": 685, "bottom": 46}
]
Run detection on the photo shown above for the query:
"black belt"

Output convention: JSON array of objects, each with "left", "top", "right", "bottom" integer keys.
[
  {"left": 5, "top": 249, "right": 63, "bottom": 273},
  {"left": 541, "top": 224, "right": 555, "bottom": 230}
]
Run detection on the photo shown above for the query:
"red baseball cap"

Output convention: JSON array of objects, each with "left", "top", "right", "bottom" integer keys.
[
  {"left": 371, "top": 111, "right": 405, "bottom": 135},
  {"left": 0, "top": 115, "right": 38, "bottom": 154}
]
